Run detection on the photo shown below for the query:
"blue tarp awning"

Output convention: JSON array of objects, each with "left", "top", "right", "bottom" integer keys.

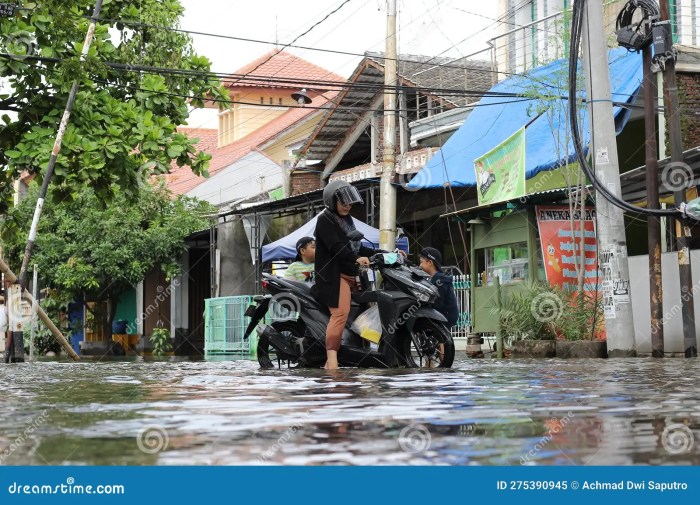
[
  {"left": 262, "top": 213, "right": 409, "bottom": 262},
  {"left": 408, "top": 48, "right": 642, "bottom": 189}
]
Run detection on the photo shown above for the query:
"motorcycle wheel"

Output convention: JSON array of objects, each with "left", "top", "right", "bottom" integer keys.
[
  {"left": 257, "top": 320, "right": 304, "bottom": 369},
  {"left": 402, "top": 319, "right": 455, "bottom": 368}
]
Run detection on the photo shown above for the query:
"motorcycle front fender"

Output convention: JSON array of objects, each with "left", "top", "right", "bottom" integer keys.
[
  {"left": 243, "top": 297, "right": 271, "bottom": 339},
  {"left": 403, "top": 307, "right": 447, "bottom": 333}
]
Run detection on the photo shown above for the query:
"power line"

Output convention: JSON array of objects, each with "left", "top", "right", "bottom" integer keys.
[
  {"left": 225, "top": 0, "right": 355, "bottom": 88},
  {"left": 79, "top": 15, "right": 506, "bottom": 76},
  {"left": 0, "top": 52, "right": 599, "bottom": 104}
]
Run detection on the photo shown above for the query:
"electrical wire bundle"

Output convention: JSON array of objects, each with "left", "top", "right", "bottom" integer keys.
[
  {"left": 568, "top": 0, "right": 678, "bottom": 218},
  {"left": 615, "top": 0, "right": 660, "bottom": 51}
]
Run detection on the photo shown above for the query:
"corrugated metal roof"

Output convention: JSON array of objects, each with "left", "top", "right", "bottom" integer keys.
[{"left": 300, "top": 53, "right": 493, "bottom": 168}]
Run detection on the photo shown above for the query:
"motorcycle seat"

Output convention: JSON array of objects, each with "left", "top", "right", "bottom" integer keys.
[{"left": 284, "top": 279, "right": 314, "bottom": 294}]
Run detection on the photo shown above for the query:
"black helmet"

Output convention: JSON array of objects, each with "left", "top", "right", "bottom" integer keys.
[{"left": 322, "top": 180, "right": 364, "bottom": 209}]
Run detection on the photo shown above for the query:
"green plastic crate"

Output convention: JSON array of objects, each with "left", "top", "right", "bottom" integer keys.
[{"left": 204, "top": 296, "right": 258, "bottom": 355}]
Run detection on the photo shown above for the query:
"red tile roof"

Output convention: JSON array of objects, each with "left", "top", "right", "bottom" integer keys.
[
  {"left": 164, "top": 91, "right": 337, "bottom": 195},
  {"left": 225, "top": 49, "right": 346, "bottom": 89}
]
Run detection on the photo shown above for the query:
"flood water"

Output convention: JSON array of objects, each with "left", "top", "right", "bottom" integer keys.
[{"left": 1, "top": 357, "right": 699, "bottom": 466}]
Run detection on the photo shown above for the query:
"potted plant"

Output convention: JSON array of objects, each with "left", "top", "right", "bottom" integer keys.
[
  {"left": 493, "top": 282, "right": 557, "bottom": 358},
  {"left": 150, "top": 325, "right": 172, "bottom": 357},
  {"left": 553, "top": 290, "right": 606, "bottom": 358}
]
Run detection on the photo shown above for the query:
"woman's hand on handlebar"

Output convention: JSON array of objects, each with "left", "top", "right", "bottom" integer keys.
[{"left": 356, "top": 256, "right": 371, "bottom": 267}]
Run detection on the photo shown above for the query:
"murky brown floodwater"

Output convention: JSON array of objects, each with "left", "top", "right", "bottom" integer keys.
[{"left": 0, "top": 357, "right": 699, "bottom": 465}]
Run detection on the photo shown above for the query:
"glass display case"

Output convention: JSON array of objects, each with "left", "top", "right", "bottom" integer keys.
[{"left": 483, "top": 241, "right": 529, "bottom": 286}]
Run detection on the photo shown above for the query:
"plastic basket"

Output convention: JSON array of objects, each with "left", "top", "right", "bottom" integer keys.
[{"left": 204, "top": 296, "right": 257, "bottom": 355}]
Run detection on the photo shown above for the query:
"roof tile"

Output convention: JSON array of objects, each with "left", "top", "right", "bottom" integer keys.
[
  {"left": 225, "top": 49, "right": 346, "bottom": 89},
  {"left": 164, "top": 91, "right": 336, "bottom": 195}
]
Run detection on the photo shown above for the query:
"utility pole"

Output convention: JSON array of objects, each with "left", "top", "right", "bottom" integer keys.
[
  {"left": 643, "top": 31, "right": 664, "bottom": 358},
  {"left": 379, "top": 0, "right": 397, "bottom": 251},
  {"left": 581, "top": 0, "right": 636, "bottom": 356},
  {"left": 5, "top": 0, "right": 104, "bottom": 363},
  {"left": 659, "top": 0, "right": 697, "bottom": 358}
]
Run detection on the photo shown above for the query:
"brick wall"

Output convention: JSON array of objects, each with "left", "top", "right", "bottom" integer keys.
[
  {"left": 290, "top": 170, "right": 321, "bottom": 196},
  {"left": 678, "top": 73, "right": 700, "bottom": 150}
]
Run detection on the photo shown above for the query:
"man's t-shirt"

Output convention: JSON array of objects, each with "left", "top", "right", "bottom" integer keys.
[{"left": 284, "top": 261, "right": 315, "bottom": 282}]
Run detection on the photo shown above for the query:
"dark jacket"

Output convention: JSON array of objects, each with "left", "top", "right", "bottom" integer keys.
[
  {"left": 430, "top": 272, "right": 459, "bottom": 328},
  {"left": 312, "top": 210, "right": 377, "bottom": 308}
]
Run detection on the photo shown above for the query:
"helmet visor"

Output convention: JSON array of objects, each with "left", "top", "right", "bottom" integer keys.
[{"left": 335, "top": 185, "right": 364, "bottom": 206}]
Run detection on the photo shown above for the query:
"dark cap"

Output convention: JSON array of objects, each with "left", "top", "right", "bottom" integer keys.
[
  {"left": 295, "top": 236, "right": 315, "bottom": 261},
  {"left": 420, "top": 247, "right": 442, "bottom": 271}
]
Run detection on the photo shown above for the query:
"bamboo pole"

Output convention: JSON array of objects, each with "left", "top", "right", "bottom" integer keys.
[{"left": 0, "top": 257, "right": 79, "bottom": 361}]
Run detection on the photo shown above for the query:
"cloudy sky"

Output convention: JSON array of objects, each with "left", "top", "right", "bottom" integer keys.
[{"left": 179, "top": 0, "right": 499, "bottom": 126}]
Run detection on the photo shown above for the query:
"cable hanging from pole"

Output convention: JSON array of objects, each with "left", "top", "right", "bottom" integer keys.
[{"left": 568, "top": 0, "right": 679, "bottom": 218}]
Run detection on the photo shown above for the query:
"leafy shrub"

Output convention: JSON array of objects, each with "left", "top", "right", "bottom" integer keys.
[{"left": 493, "top": 282, "right": 603, "bottom": 341}]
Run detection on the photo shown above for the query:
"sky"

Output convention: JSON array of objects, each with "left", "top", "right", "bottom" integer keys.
[{"left": 179, "top": 0, "right": 500, "bottom": 127}]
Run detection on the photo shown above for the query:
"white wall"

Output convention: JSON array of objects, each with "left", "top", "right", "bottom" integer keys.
[
  {"left": 628, "top": 250, "right": 700, "bottom": 354},
  {"left": 186, "top": 151, "right": 283, "bottom": 206}
]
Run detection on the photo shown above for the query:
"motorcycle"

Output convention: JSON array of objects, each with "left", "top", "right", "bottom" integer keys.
[{"left": 243, "top": 249, "right": 455, "bottom": 369}]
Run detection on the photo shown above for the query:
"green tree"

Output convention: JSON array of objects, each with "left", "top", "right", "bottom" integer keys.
[
  {"left": 0, "top": 0, "right": 229, "bottom": 212},
  {"left": 0, "top": 182, "right": 213, "bottom": 340}
]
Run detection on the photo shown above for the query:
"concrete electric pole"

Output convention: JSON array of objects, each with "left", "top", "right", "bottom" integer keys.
[
  {"left": 581, "top": 0, "right": 636, "bottom": 356},
  {"left": 379, "top": 0, "right": 398, "bottom": 251}
]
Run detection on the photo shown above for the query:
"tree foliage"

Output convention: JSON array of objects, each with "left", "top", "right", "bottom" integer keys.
[
  {"left": 0, "top": 0, "right": 229, "bottom": 212},
  {"left": 0, "top": 182, "right": 213, "bottom": 317}
]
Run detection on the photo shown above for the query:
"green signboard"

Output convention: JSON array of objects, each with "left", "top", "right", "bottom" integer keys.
[{"left": 473, "top": 127, "right": 526, "bottom": 205}]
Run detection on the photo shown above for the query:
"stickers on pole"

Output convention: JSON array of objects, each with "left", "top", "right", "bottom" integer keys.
[{"left": 596, "top": 146, "right": 610, "bottom": 165}]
